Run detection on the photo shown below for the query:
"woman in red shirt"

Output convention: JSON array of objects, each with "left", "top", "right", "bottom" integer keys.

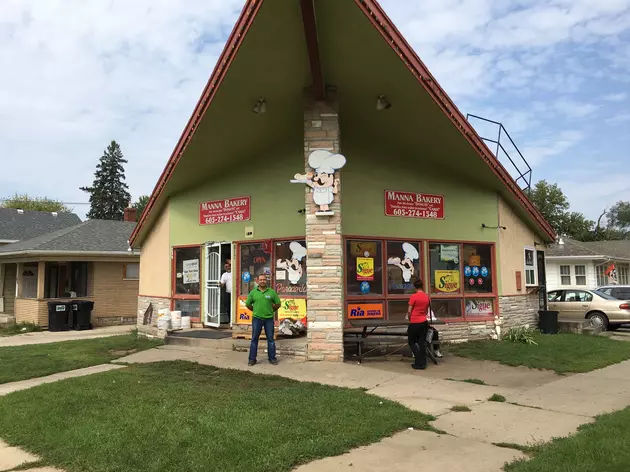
[{"left": 406, "top": 279, "right": 430, "bottom": 370}]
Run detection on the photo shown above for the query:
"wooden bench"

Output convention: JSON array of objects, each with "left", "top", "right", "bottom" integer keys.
[{"left": 344, "top": 319, "right": 444, "bottom": 364}]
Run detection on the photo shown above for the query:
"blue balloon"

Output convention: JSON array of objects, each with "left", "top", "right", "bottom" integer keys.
[
  {"left": 481, "top": 266, "right": 489, "bottom": 278},
  {"left": 472, "top": 266, "right": 480, "bottom": 277},
  {"left": 360, "top": 281, "right": 371, "bottom": 294},
  {"left": 464, "top": 266, "right": 472, "bottom": 277},
  {"left": 242, "top": 271, "right": 251, "bottom": 283}
]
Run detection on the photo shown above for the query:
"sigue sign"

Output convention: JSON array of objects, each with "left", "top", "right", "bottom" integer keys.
[
  {"left": 199, "top": 196, "right": 251, "bottom": 225},
  {"left": 384, "top": 190, "right": 444, "bottom": 219}
]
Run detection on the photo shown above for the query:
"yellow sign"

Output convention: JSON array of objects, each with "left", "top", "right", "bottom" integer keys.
[
  {"left": 356, "top": 257, "right": 375, "bottom": 281},
  {"left": 236, "top": 296, "right": 252, "bottom": 325},
  {"left": 350, "top": 241, "right": 377, "bottom": 257},
  {"left": 435, "top": 270, "right": 460, "bottom": 293},
  {"left": 278, "top": 298, "right": 307, "bottom": 322}
]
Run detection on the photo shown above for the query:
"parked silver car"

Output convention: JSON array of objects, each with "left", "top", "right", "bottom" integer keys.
[
  {"left": 596, "top": 285, "right": 630, "bottom": 301},
  {"left": 547, "top": 289, "right": 630, "bottom": 330}
]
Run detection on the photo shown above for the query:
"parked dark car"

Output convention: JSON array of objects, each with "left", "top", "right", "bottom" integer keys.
[{"left": 597, "top": 285, "right": 630, "bottom": 301}]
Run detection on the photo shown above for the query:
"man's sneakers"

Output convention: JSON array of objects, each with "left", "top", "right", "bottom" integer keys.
[
  {"left": 248, "top": 360, "right": 257, "bottom": 366},
  {"left": 435, "top": 349, "right": 443, "bottom": 358},
  {"left": 269, "top": 359, "right": 278, "bottom": 365}
]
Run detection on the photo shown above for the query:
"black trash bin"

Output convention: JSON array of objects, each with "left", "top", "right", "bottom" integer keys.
[
  {"left": 48, "top": 301, "right": 71, "bottom": 332},
  {"left": 72, "top": 301, "right": 94, "bottom": 331},
  {"left": 539, "top": 310, "right": 559, "bottom": 334}
]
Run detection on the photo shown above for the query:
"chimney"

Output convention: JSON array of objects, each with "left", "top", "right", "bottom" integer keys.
[{"left": 124, "top": 206, "right": 137, "bottom": 222}]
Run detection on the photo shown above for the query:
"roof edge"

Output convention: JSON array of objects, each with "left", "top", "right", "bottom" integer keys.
[
  {"left": 0, "top": 250, "right": 140, "bottom": 258},
  {"left": 356, "top": 0, "right": 556, "bottom": 241},
  {"left": 129, "top": 0, "right": 264, "bottom": 246}
]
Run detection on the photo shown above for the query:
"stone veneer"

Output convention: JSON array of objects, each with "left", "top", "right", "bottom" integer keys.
[
  {"left": 137, "top": 296, "right": 171, "bottom": 327},
  {"left": 304, "top": 87, "right": 344, "bottom": 362}
]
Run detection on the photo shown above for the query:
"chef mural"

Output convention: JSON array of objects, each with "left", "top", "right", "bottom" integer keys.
[
  {"left": 388, "top": 243, "right": 419, "bottom": 283},
  {"left": 291, "top": 149, "right": 346, "bottom": 214},
  {"left": 276, "top": 241, "right": 307, "bottom": 285}
]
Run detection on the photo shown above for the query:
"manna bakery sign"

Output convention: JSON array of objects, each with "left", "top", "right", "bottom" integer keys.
[
  {"left": 199, "top": 196, "right": 251, "bottom": 225},
  {"left": 384, "top": 190, "right": 444, "bottom": 219}
]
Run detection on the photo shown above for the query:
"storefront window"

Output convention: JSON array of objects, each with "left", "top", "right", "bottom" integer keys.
[
  {"left": 463, "top": 244, "right": 493, "bottom": 294},
  {"left": 464, "top": 298, "right": 495, "bottom": 317},
  {"left": 387, "top": 300, "right": 409, "bottom": 322},
  {"left": 346, "top": 240, "right": 383, "bottom": 296},
  {"left": 174, "top": 247, "right": 201, "bottom": 295},
  {"left": 429, "top": 243, "right": 461, "bottom": 294},
  {"left": 274, "top": 240, "right": 307, "bottom": 296},
  {"left": 431, "top": 299, "right": 462, "bottom": 320},
  {"left": 174, "top": 299, "right": 200, "bottom": 319},
  {"left": 387, "top": 241, "right": 421, "bottom": 295},
  {"left": 239, "top": 241, "right": 272, "bottom": 296}
]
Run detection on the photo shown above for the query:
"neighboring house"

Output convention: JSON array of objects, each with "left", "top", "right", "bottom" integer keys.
[
  {"left": 0, "top": 208, "right": 140, "bottom": 328},
  {"left": 129, "top": 0, "right": 556, "bottom": 361},
  {"left": 545, "top": 239, "right": 630, "bottom": 291},
  {"left": 0, "top": 208, "right": 81, "bottom": 246},
  {"left": 0, "top": 208, "right": 82, "bottom": 315}
]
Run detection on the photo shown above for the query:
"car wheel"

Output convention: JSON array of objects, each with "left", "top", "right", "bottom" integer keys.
[{"left": 588, "top": 312, "right": 609, "bottom": 330}]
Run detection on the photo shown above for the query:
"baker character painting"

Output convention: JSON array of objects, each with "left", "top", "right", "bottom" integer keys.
[
  {"left": 388, "top": 242, "right": 420, "bottom": 283},
  {"left": 276, "top": 241, "right": 307, "bottom": 285},
  {"left": 291, "top": 149, "right": 346, "bottom": 213}
]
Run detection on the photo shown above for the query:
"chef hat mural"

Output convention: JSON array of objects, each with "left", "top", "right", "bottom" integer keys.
[
  {"left": 308, "top": 150, "right": 346, "bottom": 174},
  {"left": 291, "top": 149, "right": 347, "bottom": 215},
  {"left": 289, "top": 241, "right": 307, "bottom": 261},
  {"left": 402, "top": 242, "right": 419, "bottom": 261}
]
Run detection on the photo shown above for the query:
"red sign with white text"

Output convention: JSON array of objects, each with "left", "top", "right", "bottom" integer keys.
[
  {"left": 199, "top": 196, "right": 251, "bottom": 225},
  {"left": 384, "top": 190, "right": 444, "bottom": 220}
]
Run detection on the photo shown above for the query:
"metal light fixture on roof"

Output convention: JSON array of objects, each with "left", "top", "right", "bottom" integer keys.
[
  {"left": 252, "top": 97, "right": 267, "bottom": 114},
  {"left": 376, "top": 94, "right": 391, "bottom": 110}
]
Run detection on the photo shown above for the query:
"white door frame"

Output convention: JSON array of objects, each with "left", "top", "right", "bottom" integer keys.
[{"left": 204, "top": 242, "right": 223, "bottom": 328}]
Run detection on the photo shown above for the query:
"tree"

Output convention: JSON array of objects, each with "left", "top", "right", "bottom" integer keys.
[
  {"left": 133, "top": 195, "right": 150, "bottom": 219},
  {"left": 80, "top": 141, "right": 131, "bottom": 220},
  {"left": 607, "top": 201, "right": 630, "bottom": 236},
  {"left": 530, "top": 180, "right": 595, "bottom": 240},
  {"left": 1, "top": 193, "right": 72, "bottom": 213}
]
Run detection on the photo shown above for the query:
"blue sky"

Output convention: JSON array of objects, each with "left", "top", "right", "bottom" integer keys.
[{"left": 0, "top": 0, "right": 628, "bottom": 222}]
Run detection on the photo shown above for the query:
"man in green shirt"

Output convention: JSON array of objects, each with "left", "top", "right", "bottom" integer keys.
[{"left": 246, "top": 274, "right": 281, "bottom": 366}]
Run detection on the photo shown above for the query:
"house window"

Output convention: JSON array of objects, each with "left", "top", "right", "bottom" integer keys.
[
  {"left": 44, "top": 262, "right": 89, "bottom": 298},
  {"left": 560, "top": 265, "right": 571, "bottom": 285},
  {"left": 596, "top": 265, "right": 607, "bottom": 287},
  {"left": 124, "top": 263, "right": 140, "bottom": 280},
  {"left": 619, "top": 265, "right": 629, "bottom": 285},
  {"left": 524, "top": 248, "right": 536, "bottom": 286},
  {"left": 575, "top": 265, "right": 586, "bottom": 286}
]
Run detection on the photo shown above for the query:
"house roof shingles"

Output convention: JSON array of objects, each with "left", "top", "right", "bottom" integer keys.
[
  {"left": 547, "top": 239, "right": 630, "bottom": 260},
  {"left": 0, "top": 208, "right": 81, "bottom": 241},
  {"left": 0, "top": 220, "right": 137, "bottom": 255}
]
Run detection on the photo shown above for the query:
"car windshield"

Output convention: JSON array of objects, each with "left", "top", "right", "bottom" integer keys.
[{"left": 593, "top": 290, "right": 617, "bottom": 300}]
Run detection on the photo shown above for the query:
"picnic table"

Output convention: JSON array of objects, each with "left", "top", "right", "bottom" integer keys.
[{"left": 345, "top": 319, "right": 445, "bottom": 364}]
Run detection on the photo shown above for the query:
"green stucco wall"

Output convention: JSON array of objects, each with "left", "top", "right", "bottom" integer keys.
[
  {"left": 169, "top": 147, "right": 306, "bottom": 247},
  {"left": 340, "top": 147, "right": 499, "bottom": 243}
]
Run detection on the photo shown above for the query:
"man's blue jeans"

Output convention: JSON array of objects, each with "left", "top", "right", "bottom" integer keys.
[{"left": 249, "top": 317, "right": 276, "bottom": 362}]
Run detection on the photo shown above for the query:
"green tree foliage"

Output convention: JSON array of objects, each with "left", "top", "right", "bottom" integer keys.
[
  {"left": 1, "top": 194, "right": 71, "bottom": 213},
  {"left": 133, "top": 195, "right": 150, "bottom": 219},
  {"left": 80, "top": 141, "right": 131, "bottom": 220}
]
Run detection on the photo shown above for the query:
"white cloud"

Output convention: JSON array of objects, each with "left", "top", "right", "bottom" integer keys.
[
  {"left": 606, "top": 113, "right": 630, "bottom": 123},
  {"left": 603, "top": 92, "right": 628, "bottom": 102},
  {"left": 520, "top": 130, "right": 585, "bottom": 166},
  {"left": 559, "top": 173, "right": 630, "bottom": 220},
  {"left": 552, "top": 99, "right": 599, "bottom": 118}
]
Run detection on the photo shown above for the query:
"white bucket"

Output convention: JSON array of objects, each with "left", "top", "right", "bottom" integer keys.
[
  {"left": 157, "top": 315, "right": 171, "bottom": 335},
  {"left": 181, "top": 316, "right": 191, "bottom": 329},
  {"left": 171, "top": 310, "right": 182, "bottom": 330}
]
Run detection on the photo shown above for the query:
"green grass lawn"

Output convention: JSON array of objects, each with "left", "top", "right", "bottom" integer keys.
[
  {"left": 505, "top": 406, "right": 630, "bottom": 472},
  {"left": 0, "top": 322, "right": 41, "bottom": 336},
  {"left": 0, "top": 333, "right": 161, "bottom": 384},
  {"left": 0, "top": 361, "right": 433, "bottom": 472},
  {"left": 449, "top": 333, "right": 630, "bottom": 374}
]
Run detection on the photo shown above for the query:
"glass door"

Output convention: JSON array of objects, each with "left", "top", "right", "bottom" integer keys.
[{"left": 204, "top": 243, "right": 222, "bottom": 327}]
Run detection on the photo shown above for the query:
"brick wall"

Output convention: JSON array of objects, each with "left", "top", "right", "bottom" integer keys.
[
  {"left": 89, "top": 262, "right": 139, "bottom": 326},
  {"left": 304, "top": 88, "right": 345, "bottom": 362},
  {"left": 499, "top": 292, "right": 539, "bottom": 329},
  {"left": 15, "top": 298, "right": 48, "bottom": 326}
]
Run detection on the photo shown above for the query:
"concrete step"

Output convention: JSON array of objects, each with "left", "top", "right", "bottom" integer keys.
[{"left": 165, "top": 336, "right": 234, "bottom": 350}]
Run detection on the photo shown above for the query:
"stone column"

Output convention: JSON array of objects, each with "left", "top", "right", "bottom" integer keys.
[{"left": 304, "top": 87, "right": 344, "bottom": 362}]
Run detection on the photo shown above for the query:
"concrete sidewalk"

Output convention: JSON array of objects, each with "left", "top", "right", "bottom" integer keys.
[{"left": 0, "top": 325, "right": 134, "bottom": 347}]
